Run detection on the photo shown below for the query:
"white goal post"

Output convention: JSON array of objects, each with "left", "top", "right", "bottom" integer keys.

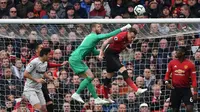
[{"left": 0, "top": 18, "right": 200, "bottom": 24}]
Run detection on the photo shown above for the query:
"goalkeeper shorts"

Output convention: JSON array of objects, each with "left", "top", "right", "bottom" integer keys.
[{"left": 69, "top": 56, "right": 89, "bottom": 75}]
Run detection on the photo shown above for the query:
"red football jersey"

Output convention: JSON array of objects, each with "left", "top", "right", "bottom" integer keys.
[
  {"left": 165, "top": 59, "right": 197, "bottom": 88},
  {"left": 108, "top": 32, "right": 130, "bottom": 53}
]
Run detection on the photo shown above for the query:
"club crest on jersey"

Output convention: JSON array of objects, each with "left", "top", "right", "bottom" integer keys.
[
  {"left": 184, "top": 65, "right": 188, "bottom": 69},
  {"left": 114, "top": 37, "right": 118, "bottom": 41}
]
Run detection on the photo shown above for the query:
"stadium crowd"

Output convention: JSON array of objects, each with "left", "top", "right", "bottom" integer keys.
[{"left": 0, "top": 0, "right": 200, "bottom": 112}]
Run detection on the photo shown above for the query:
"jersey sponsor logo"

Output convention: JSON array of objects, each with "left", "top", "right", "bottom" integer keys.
[
  {"left": 184, "top": 65, "right": 188, "bottom": 69},
  {"left": 175, "top": 69, "right": 185, "bottom": 74},
  {"left": 36, "top": 70, "right": 46, "bottom": 74},
  {"left": 174, "top": 69, "right": 185, "bottom": 76},
  {"left": 114, "top": 36, "right": 118, "bottom": 41}
]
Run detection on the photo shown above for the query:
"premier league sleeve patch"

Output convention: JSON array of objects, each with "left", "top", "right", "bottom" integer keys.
[{"left": 114, "top": 36, "right": 118, "bottom": 41}]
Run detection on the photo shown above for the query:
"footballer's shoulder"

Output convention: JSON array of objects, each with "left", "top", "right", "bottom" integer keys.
[{"left": 169, "top": 59, "right": 178, "bottom": 63}]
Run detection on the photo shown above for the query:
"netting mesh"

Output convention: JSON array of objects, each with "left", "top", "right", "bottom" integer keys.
[{"left": 0, "top": 23, "right": 199, "bottom": 112}]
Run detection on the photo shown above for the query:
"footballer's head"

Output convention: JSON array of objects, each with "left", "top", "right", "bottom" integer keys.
[
  {"left": 91, "top": 23, "right": 102, "bottom": 34},
  {"left": 35, "top": 43, "right": 43, "bottom": 54},
  {"left": 127, "top": 28, "right": 137, "bottom": 42},
  {"left": 40, "top": 47, "right": 51, "bottom": 61},
  {"left": 176, "top": 46, "right": 187, "bottom": 58}
]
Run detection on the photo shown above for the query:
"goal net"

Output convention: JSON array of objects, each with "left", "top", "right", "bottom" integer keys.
[{"left": 0, "top": 19, "right": 199, "bottom": 112}]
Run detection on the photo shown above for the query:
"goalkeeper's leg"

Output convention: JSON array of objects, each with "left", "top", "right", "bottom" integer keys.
[
  {"left": 119, "top": 66, "right": 147, "bottom": 95},
  {"left": 72, "top": 69, "right": 109, "bottom": 104}
]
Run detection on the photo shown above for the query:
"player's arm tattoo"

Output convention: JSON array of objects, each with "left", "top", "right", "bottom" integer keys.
[{"left": 101, "top": 37, "right": 113, "bottom": 52}]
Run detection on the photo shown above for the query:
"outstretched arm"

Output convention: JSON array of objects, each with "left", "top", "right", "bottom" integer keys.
[
  {"left": 47, "top": 61, "right": 68, "bottom": 68},
  {"left": 97, "top": 24, "right": 131, "bottom": 39}
]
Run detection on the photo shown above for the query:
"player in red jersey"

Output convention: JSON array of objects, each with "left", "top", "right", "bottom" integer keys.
[
  {"left": 28, "top": 43, "right": 67, "bottom": 112},
  {"left": 99, "top": 28, "right": 147, "bottom": 103},
  {"left": 165, "top": 46, "right": 197, "bottom": 112}
]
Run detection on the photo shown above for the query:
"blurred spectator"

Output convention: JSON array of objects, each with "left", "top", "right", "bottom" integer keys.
[
  {"left": 0, "top": 0, "right": 10, "bottom": 18},
  {"left": 62, "top": 102, "right": 70, "bottom": 112},
  {"left": 74, "top": 1, "right": 88, "bottom": 18},
  {"left": 16, "top": 0, "right": 33, "bottom": 18},
  {"left": 50, "top": 34, "right": 61, "bottom": 49},
  {"left": 81, "top": 97, "right": 95, "bottom": 112},
  {"left": 143, "top": 68, "right": 155, "bottom": 89},
  {"left": 188, "top": 0, "right": 200, "bottom": 17},
  {"left": 127, "top": 69, "right": 135, "bottom": 80},
  {"left": 146, "top": 0, "right": 160, "bottom": 18},
  {"left": 64, "top": 93, "right": 71, "bottom": 103},
  {"left": 0, "top": 68, "right": 23, "bottom": 105},
  {"left": 168, "top": 23, "right": 178, "bottom": 33},
  {"left": 42, "top": 8, "right": 58, "bottom": 19},
  {"left": 157, "top": 39, "right": 170, "bottom": 78},
  {"left": 13, "top": 59, "right": 25, "bottom": 80},
  {"left": 81, "top": 0, "right": 92, "bottom": 14},
  {"left": 133, "top": 51, "right": 149, "bottom": 76},
  {"left": 33, "top": 0, "right": 46, "bottom": 18},
  {"left": 161, "top": 6, "right": 171, "bottom": 18},
  {"left": 89, "top": 0, "right": 106, "bottom": 18},
  {"left": 92, "top": 77, "right": 104, "bottom": 96},
  {"left": 90, "top": 0, "right": 111, "bottom": 17},
  {"left": 8, "top": 7, "right": 20, "bottom": 19},
  {"left": 136, "top": 76, "right": 146, "bottom": 88},
  {"left": 121, "top": 92, "right": 140, "bottom": 112},
  {"left": 42, "top": 39, "right": 50, "bottom": 48},
  {"left": 139, "top": 103, "right": 150, "bottom": 112},
  {"left": 110, "top": 0, "right": 126, "bottom": 18},
  {"left": 53, "top": 49, "right": 64, "bottom": 63},
  {"left": 39, "top": 25, "right": 49, "bottom": 39},
  {"left": 41, "top": 0, "right": 51, "bottom": 12},
  {"left": 60, "top": 0, "right": 73, "bottom": 10},
  {"left": 66, "top": 6, "right": 79, "bottom": 19},
  {"left": 47, "top": 83, "right": 63, "bottom": 111},
  {"left": 150, "top": 84, "right": 165, "bottom": 111},
  {"left": 114, "top": 75, "right": 129, "bottom": 95},
  {"left": 94, "top": 104, "right": 103, "bottom": 112},
  {"left": 51, "top": 0, "right": 65, "bottom": 19},
  {"left": 140, "top": 42, "right": 151, "bottom": 59},
  {"left": 179, "top": 5, "right": 195, "bottom": 18},
  {"left": 118, "top": 103, "right": 126, "bottom": 112}
]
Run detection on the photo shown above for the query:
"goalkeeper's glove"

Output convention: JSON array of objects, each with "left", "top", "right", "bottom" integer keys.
[{"left": 120, "top": 24, "right": 131, "bottom": 31}]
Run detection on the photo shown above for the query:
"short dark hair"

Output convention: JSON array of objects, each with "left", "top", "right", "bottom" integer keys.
[
  {"left": 39, "top": 48, "right": 51, "bottom": 57},
  {"left": 35, "top": 43, "right": 42, "bottom": 51},
  {"left": 128, "top": 28, "right": 138, "bottom": 35},
  {"left": 91, "top": 23, "right": 101, "bottom": 28},
  {"left": 177, "top": 46, "right": 188, "bottom": 55}
]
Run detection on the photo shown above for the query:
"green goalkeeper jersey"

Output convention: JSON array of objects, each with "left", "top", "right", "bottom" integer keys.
[{"left": 70, "top": 29, "right": 121, "bottom": 60}]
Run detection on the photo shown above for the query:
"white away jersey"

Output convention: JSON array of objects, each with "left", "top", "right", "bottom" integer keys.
[{"left": 24, "top": 58, "right": 47, "bottom": 91}]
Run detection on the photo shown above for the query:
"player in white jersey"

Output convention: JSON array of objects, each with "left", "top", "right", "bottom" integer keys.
[{"left": 23, "top": 48, "right": 51, "bottom": 112}]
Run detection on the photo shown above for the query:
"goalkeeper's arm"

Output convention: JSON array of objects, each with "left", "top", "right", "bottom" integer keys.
[{"left": 97, "top": 24, "right": 131, "bottom": 39}]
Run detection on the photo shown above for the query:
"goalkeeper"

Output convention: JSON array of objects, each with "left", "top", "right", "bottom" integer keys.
[
  {"left": 99, "top": 28, "right": 147, "bottom": 103},
  {"left": 69, "top": 23, "right": 131, "bottom": 104}
]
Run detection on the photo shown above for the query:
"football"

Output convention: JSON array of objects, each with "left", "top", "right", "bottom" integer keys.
[{"left": 134, "top": 5, "right": 146, "bottom": 16}]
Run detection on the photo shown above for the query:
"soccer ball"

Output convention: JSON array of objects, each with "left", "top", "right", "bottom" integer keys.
[{"left": 134, "top": 5, "right": 146, "bottom": 16}]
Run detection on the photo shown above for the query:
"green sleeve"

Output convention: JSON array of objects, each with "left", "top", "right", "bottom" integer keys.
[
  {"left": 97, "top": 29, "right": 121, "bottom": 39},
  {"left": 92, "top": 48, "right": 100, "bottom": 56}
]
